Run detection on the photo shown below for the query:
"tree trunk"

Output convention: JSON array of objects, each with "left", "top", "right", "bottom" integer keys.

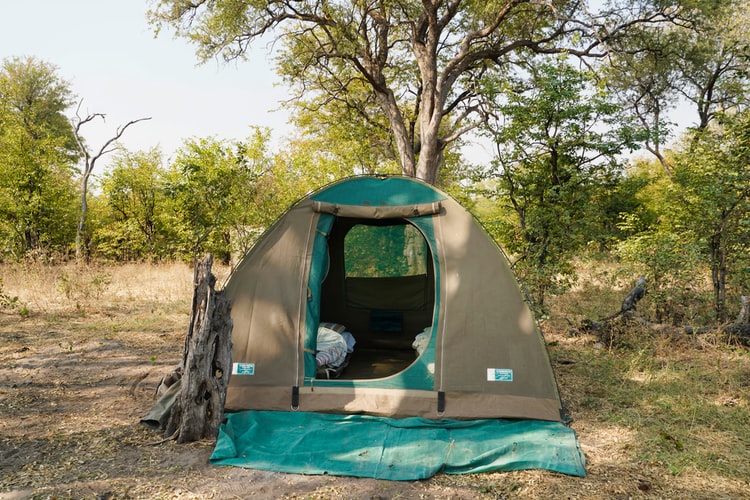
[
  {"left": 374, "top": 87, "right": 417, "bottom": 177},
  {"left": 76, "top": 174, "right": 90, "bottom": 264},
  {"left": 71, "top": 108, "right": 150, "bottom": 264},
  {"left": 710, "top": 234, "right": 728, "bottom": 322},
  {"left": 165, "top": 254, "right": 233, "bottom": 443}
]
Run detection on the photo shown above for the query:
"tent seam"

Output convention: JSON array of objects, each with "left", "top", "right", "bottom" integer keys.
[
  {"left": 295, "top": 210, "right": 317, "bottom": 392},
  {"left": 436, "top": 212, "right": 448, "bottom": 396}
]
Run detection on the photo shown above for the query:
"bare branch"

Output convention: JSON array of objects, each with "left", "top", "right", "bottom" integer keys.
[
  {"left": 70, "top": 100, "right": 151, "bottom": 263},
  {"left": 94, "top": 117, "right": 152, "bottom": 159}
]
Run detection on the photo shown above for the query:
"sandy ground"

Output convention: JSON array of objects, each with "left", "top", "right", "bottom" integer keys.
[
  {"left": 2, "top": 318, "right": 748, "bottom": 500},
  {"left": 1, "top": 262, "right": 749, "bottom": 499}
]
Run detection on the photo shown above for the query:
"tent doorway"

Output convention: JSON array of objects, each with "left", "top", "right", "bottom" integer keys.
[{"left": 319, "top": 217, "right": 435, "bottom": 380}]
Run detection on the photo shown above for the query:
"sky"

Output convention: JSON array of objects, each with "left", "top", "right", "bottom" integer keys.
[
  {"left": 0, "top": 1, "right": 695, "bottom": 174},
  {"left": 0, "top": 0, "right": 292, "bottom": 170}
]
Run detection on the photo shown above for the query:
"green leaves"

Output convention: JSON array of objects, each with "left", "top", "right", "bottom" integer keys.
[
  {"left": 0, "top": 57, "right": 79, "bottom": 258},
  {"left": 614, "top": 110, "right": 750, "bottom": 322},
  {"left": 476, "top": 57, "right": 633, "bottom": 307},
  {"left": 96, "top": 149, "right": 169, "bottom": 261}
]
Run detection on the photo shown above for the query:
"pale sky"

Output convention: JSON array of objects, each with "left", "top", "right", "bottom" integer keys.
[
  {"left": 0, "top": 0, "right": 291, "bottom": 170},
  {"left": 1, "top": 1, "right": 693, "bottom": 173}
]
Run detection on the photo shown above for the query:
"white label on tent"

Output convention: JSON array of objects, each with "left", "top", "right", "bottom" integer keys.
[
  {"left": 232, "top": 362, "right": 255, "bottom": 376},
  {"left": 487, "top": 368, "right": 513, "bottom": 382}
]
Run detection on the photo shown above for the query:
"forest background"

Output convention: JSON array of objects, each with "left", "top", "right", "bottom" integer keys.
[{"left": 2, "top": 0, "right": 750, "bottom": 327}]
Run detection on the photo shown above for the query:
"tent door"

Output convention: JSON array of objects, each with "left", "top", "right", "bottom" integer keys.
[{"left": 310, "top": 216, "right": 436, "bottom": 383}]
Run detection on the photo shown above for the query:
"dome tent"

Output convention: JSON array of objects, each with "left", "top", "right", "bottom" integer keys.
[
  {"left": 223, "top": 175, "right": 563, "bottom": 421},
  {"left": 211, "top": 175, "right": 585, "bottom": 479}
]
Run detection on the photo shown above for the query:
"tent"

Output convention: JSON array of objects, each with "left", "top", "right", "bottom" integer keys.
[
  {"left": 222, "top": 175, "right": 564, "bottom": 422},
  {"left": 212, "top": 175, "right": 585, "bottom": 479}
]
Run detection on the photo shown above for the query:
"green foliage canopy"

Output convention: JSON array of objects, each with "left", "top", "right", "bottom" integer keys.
[
  {"left": 0, "top": 56, "right": 79, "bottom": 258},
  {"left": 475, "top": 57, "right": 638, "bottom": 306},
  {"left": 670, "top": 113, "right": 750, "bottom": 319},
  {"left": 148, "top": 0, "right": 689, "bottom": 183},
  {"left": 96, "top": 148, "right": 172, "bottom": 261}
]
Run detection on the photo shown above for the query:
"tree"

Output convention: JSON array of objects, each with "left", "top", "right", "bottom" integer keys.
[
  {"left": 475, "top": 57, "right": 635, "bottom": 307},
  {"left": 603, "top": 25, "right": 680, "bottom": 175},
  {"left": 166, "top": 133, "right": 277, "bottom": 263},
  {"left": 0, "top": 56, "right": 79, "bottom": 258},
  {"left": 617, "top": 115, "right": 750, "bottom": 324},
  {"left": 71, "top": 104, "right": 150, "bottom": 263},
  {"left": 97, "top": 148, "right": 171, "bottom": 261},
  {"left": 668, "top": 113, "right": 750, "bottom": 321},
  {"left": 616, "top": 215, "right": 704, "bottom": 324},
  {"left": 672, "top": 0, "right": 750, "bottom": 130},
  {"left": 286, "top": 82, "right": 401, "bottom": 177},
  {"left": 148, "top": 0, "right": 686, "bottom": 184},
  {"left": 604, "top": 0, "right": 750, "bottom": 175}
]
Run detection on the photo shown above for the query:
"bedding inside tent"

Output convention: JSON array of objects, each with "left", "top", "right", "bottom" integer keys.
[{"left": 316, "top": 217, "right": 435, "bottom": 380}]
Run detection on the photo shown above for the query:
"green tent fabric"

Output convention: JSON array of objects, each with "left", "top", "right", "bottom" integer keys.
[{"left": 210, "top": 410, "right": 586, "bottom": 480}]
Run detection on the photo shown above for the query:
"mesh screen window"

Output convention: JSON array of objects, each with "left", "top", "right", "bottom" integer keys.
[{"left": 344, "top": 223, "right": 427, "bottom": 278}]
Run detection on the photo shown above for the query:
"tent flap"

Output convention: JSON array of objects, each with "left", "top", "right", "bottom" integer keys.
[
  {"left": 312, "top": 200, "right": 442, "bottom": 218},
  {"left": 210, "top": 410, "right": 586, "bottom": 480}
]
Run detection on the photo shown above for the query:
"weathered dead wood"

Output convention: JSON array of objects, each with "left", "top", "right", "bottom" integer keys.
[
  {"left": 577, "top": 277, "right": 648, "bottom": 332},
  {"left": 165, "top": 254, "right": 233, "bottom": 443},
  {"left": 154, "top": 365, "right": 182, "bottom": 399},
  {"left": 736, "top": 295, "right": 749, "bottom": 324},
  {"left": 575, "top": 283, "right": 750, "bottom": 346},
  {"left": 720, "top": 296, "right": 750, "bottom": 342},
  {"left": 620, "top": 276, "right": 647, "bottom": 316}
]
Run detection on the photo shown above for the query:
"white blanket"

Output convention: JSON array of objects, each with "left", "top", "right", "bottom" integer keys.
[{"left": 315, "top": 326, "right": 349, "bottom": 368}]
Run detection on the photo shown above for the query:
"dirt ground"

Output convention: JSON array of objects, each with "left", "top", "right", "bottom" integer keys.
[{"left": 1, "top": 264, "right": 749, "bottom": 499}]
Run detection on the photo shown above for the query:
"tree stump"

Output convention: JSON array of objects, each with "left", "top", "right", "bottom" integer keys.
[
  {"left": 736, "top": 295, "right": 749, "bottom": 324},
  {"left": 165, "top": 254, "right": 233, "bottom": 443}
]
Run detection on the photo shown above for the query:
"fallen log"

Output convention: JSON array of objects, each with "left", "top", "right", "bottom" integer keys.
[
  {"left": 575, "top": 282, "right": 750, "bottom": 346},
  {"left": 577, "top": 277, "right": 648, "bottom": 332}
]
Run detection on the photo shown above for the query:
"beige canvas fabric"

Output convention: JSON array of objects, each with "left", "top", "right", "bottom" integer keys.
[
  {"left": 223, "top": 202, "right": 318, "bottom": 389},
  {"left": 433, "top": 201, "right": 560, "bottom": 403},
  {"left": 225, "top": 385, "right": 562, "bottom": 421}
]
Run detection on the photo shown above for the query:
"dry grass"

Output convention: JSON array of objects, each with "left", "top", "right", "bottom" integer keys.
[
  {"left": 1, "top": 261, "right": 749, "bottom": 499},
  {"left": 1, "top": 260, "right": 208, "bottom": 313}
]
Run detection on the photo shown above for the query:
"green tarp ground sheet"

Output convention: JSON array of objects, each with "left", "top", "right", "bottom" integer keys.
[{"left": 210, "top": 410, "right": 586, "bottom": 480}]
